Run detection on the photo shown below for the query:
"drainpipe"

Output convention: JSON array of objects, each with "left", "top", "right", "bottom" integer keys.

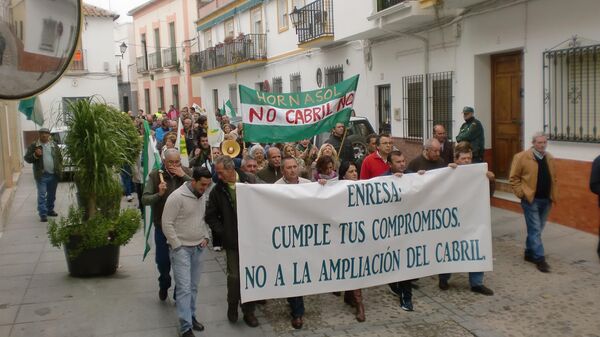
[{"left": 379, "top": 18, "right": 429, "bottom": 141}]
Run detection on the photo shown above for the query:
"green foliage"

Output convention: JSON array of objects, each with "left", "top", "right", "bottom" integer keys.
[
  {"left": 48, "top": 99, "right": 143, "bottom": 256},
  {"left": 48, "top": 206, "right": 141, "bottom": 258}
]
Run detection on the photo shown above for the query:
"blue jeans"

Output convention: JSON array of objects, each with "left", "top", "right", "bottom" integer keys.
[
  {"left": 521, "top": 198, "right": 552, "bottom": 262},
  {"left": 439, "top": 272, "right": 484, "bottom": 287},
  {"left": 287, "top": 297, "right": 304, "bottom": 318},
  {"left": 154, "top": 226, "right": 172, "bottom": 290},
  {"left": 170, "top": 245, "right": 205, "bottom": 333},
  {"left": 120, "top": 164, "right": 133, "bottom": 196},
  {"left": 36, "top": 172, "right": 58, "bottom": 217}
]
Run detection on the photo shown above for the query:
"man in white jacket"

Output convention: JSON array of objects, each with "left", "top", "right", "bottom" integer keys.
[{"left": 162, "top": 167, "right": 213, "bottom": 337}]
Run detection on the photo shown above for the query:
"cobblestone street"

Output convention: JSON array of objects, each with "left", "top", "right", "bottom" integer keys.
[{"left": 0, "top": 172, "right": 598, "bottom": 337}]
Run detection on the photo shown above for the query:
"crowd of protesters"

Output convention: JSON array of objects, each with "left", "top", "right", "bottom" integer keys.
[{"left": 111, "top": 104, "right": 584, "bottom": 337}]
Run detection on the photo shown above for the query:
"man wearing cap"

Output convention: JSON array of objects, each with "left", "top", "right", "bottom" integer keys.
[
  {"left": 24, "top": 128, "right": 63, "bottom": 222},
  {"left": 456, "top": 106, "right": 484, "bottom": 163}
]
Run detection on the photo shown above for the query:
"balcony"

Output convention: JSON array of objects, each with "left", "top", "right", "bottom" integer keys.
[
  {"left": 162, "top": 47, "right": 178, "bottom": 68},
  {"left": 68, "top": 49, "right": 86, "bottom": 72},
  {"left": 148, "top": 51, "right": 162, "bottom": 70},
  {"left": 378, "top": 0, "right": 407, "bottom": 12},
  {"left": 136, "top": 56, "right": 148, "bottom": 73},
  {"left": 190, "top": 33, "right": 267, "bottom": 77},
  {"left": 290, "top": 0, "right": 334, "bottom": 48}
]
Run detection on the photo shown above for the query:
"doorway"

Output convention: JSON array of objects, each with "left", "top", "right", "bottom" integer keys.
[{"left": 491, "top": 51, "right": 522, "bottom": 179}]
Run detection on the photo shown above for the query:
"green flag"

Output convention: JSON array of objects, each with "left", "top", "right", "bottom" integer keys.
[
  {"left": 240, "top": 75, "right": 359, "bottom": 143},
  {"left": 142, "top": 120, "right": 162, "bottom": 260},
  {"left": 18, "top": 96, "right": 44, "bottom": 126},
  {"left": 222, "top": 99, "right": 236, "bottom": 118}
]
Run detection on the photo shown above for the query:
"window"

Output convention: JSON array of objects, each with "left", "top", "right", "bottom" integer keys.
[
  {"left": 144, "top": 88, "right": 151, "bottom": 114},
  {"left": 169, "top": 22, "right": 176, "bottom": 48},
  {"left": 290, "top": 73, "right": 301, "bottom": 92},
  {"left": 272, "top": 77, "right": 283, "bottom": 94},
  {"left": 158, "top": 87, "right": 165, "bottom": 111},
  {"left": 224, "top": 18, "right": 234, "bottom": 39},
  {"left": 212, "top": 89, "right": 219, "bottom": 113},
  {"left": 377, "top": 85, "right": 391, "bottom": 134},
  {"left": 204, "top": 29, "right": 213, "bottom": 48},
  {"left": 428, "top": 72, "right": 454, "bottom": 139},
  {"left": 40, "top": 18, "right": 58, "bottom": 51},
  {"left": 250, "top": 6, "right": 263, "bottom": 34},
  {"left": 255, "top": 82, "right": 265, "bottom": 91},
  {"left": 277, "top": 0, "right": 288, "bottom": 32},
  {"left": 402, "top": 75, "right": 424, "bottom": 140},
  {"left": 325, "top": 65, "right": 344, "bottom": 86},
  {"left": 172, "top": 85, "right": 179, "bottom": 110},
  {"left": 229, "top": 84, "right": 238, "bottom": 114},
  {"left": 543, "top": 45, "right": 600, "bottom": 142}
]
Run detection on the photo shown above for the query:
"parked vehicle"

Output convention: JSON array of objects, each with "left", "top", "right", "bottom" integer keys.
[{"left": 313, "top": 116, "right": 376, "bottom": 161}]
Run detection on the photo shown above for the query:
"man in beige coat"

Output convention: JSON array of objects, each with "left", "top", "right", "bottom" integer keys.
[
  {"left": 510, "top": 132, "right": 557, "bottom": 273},
  {"left": 162, "top": 167, "right": 213, "bottom": 337}
]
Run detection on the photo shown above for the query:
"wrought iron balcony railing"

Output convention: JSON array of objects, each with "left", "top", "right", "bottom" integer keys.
[
  {"left": 377, "top": 0, "right": 406, "bottom": 12},
  {"left": 162, "top": 47, "right": 178, "bottom": 68},
  {"left": 291, "top": 0, "right": 334, "bottom": 45},
  {"left": 190, "top": 34, "right": 267, "bottom": 74},
  {"left": 136, "top": 56, "right": 148, "bottom": 73},
  {"left": 148, "top": 51, "right": 162, "bottom": 70}
]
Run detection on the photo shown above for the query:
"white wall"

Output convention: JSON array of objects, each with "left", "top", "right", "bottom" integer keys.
[{"left": 23, "top": 0, "right": 77, "bottom": 57}]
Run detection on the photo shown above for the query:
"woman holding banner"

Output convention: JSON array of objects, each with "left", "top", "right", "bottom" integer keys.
[{"left": 338, "top": 161, "right": 366, "bottom": 322}]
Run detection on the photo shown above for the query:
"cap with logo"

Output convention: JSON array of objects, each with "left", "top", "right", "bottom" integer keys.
[{"left": 462, "top": 106, "right": 474, "bottom": 114}]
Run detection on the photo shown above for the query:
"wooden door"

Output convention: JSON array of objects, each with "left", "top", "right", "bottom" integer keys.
[{"left": 492, "top": 52, "right": 522, "bottom": 179}]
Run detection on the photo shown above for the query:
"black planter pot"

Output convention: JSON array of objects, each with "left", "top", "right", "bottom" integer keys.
[{"left": 64, "top": 236, "right": 120, "bottom": 277}]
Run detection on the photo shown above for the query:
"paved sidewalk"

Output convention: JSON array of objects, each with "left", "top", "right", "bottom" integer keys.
[{"left": 0, "top": 172, "right": 599, "bottom": 337}]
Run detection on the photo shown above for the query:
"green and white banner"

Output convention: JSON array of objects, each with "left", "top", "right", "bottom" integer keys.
[{"left": 240, "top": 75, "right": 359, "bottom": 143}]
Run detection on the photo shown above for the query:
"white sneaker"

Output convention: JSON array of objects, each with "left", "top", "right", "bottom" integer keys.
[{"left": 213, "top": 246, "right": 222, "bottom": 252}]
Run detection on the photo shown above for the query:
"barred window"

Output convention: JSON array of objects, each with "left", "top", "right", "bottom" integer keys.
[
  {"left": 325, "top": 65, "right": 343, "bottom": 86},
  {"left": 272, "top": 77, "right": 283, "bottom": 94},
  {"left": 543, "top": 45, "right": 600, "bottom": 142},
  {"left": 428, "top": 71, "right": 454, "bottom": 139},
  {"left": 290, "top": 73, "right": 301, "bottom": 93},
  {"left": 403, "top": 75, "right": 423, "bottom": 140}
]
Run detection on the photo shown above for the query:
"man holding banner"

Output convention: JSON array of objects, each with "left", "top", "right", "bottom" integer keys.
[{"left": 205, "top": 156, "right": 260, "bottom": 327}]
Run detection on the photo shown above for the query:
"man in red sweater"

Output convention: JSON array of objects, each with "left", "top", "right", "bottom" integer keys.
[{"left": 360, "top": 134, "right": 393, "bottom": 179}]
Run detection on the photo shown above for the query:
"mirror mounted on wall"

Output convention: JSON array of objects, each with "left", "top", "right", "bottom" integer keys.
[{"left": 0, "top": 0, "right": 82, "bottom": 99}]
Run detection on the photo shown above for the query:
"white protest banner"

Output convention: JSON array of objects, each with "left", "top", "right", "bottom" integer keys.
[{"left": 237, "top": 164, "right": 493, "bottom": 302}]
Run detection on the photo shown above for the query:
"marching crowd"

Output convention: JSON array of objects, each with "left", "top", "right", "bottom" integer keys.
[{"left": 25, "top": 103, "right": 596, "bottom": 337}]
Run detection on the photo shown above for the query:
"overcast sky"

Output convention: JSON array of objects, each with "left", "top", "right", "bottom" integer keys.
[{"left": 83, "top": 0, "right": 148, "bottom": 22}]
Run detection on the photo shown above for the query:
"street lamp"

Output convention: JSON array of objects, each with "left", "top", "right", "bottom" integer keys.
[
  {"left": 119, "top": 42, "right": 127, "bottom": 59},
  {"left": 289, "top": 6, "right": 300, "bottom": 28}
]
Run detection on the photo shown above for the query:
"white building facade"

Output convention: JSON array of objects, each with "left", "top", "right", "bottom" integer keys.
[
  {"left": 192, "top": 0, "right": 599, "bottom": 232},
  {"left": 21, "top": 3, "right": 120, "bottom": 134},
  {"left": 128, "top": 0, "right": 200, "bottom": 116},
  {"left": 115, "top": 22, "right": 138, "bottom": 113}
]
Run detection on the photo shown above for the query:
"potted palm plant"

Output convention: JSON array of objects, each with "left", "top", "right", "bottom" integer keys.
[{"left": 48, "top": 99, "right": 142, "bottom": 277}]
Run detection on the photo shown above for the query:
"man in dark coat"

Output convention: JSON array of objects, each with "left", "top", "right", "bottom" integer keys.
[
  {"left": 590, "top": 154, "right": 600, "bottom": 259},
  {"left": 205, "top": 155, "right": 259, "bottom": 328},
  {"left": 433, "top": 124, "right": 453, "bottom": 165},
  {"left": 325, "top": 122, "right": 354, "bottom": 164},
  {"left": 256, "top": 147, "right": 281, "bottom": 183}
]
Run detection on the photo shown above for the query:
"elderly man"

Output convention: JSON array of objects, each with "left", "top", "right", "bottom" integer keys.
[
  {"left": 257, "top": 147, "right": 282, "bottom": 183},
  {"left": 205, "top": 156, "right": 259, "bottom": 327},
  {"left": 439, "top": 143, "right": 494, "bottom": 295},
  {"left": 325, "top": 122, "right": 354, "bottom": 163},
  {"left": 407, "top": 138, "right": 446, "bottom": 172},
  {"left": 24, "top": 128, "right": 63, "bottom": 222},
  {"left": 241, "top": 156, "right": 259, "bottom": 175},
  {"left": 360, "top": 134, "right": 393, "bottom": 179},
  {"left": 274, "top": 157, "right": 310, "bottom": 328},
  {"left": 510, "top": 132, "right": 557, "bottom": 273},
  {"left": 142, "top": 148, "right": 193, "bottom": 301},
  {"left": 434, "top": 124, "right": 453, "bottom": 165},
  {"left": 456, "top": 106, "right": 484, "bottom": 163},
  {"left": 162, "top": 167, "right": 213, "bottom": 337}
]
